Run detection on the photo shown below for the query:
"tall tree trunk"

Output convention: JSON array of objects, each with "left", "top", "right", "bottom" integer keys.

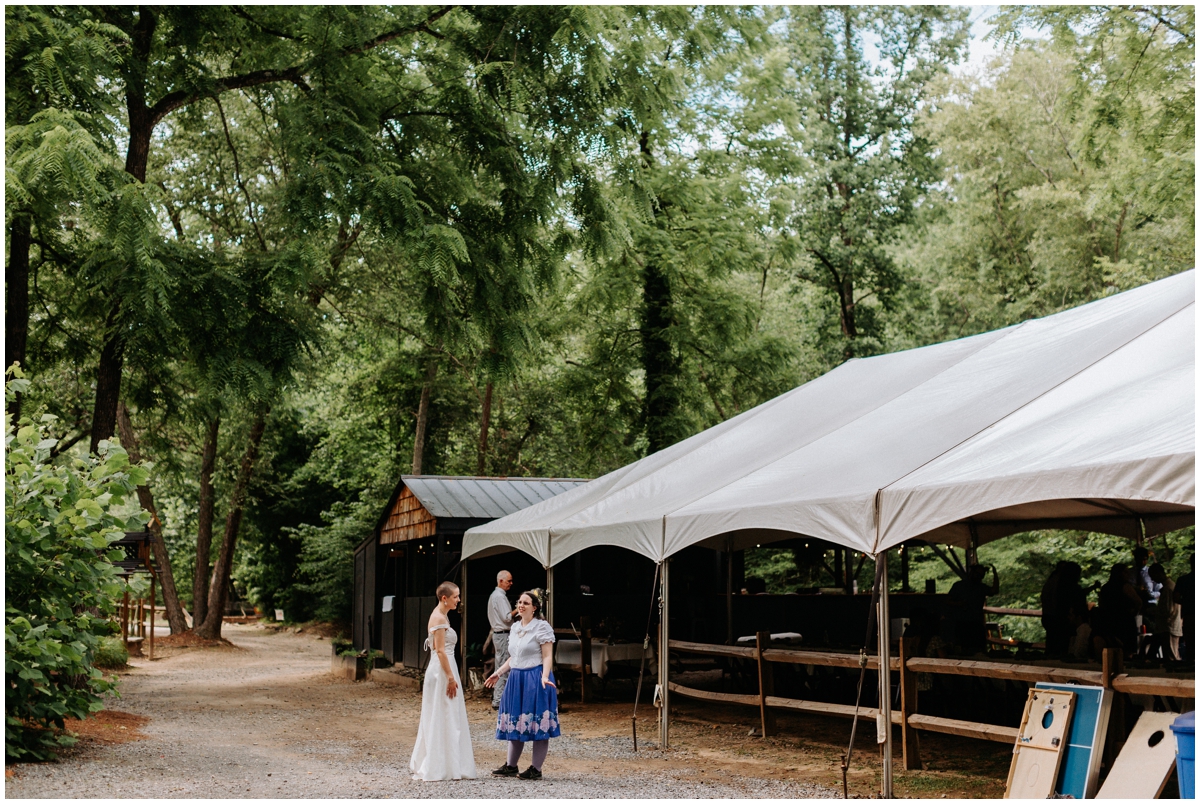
[
  {"left": 91, "top": 11, "right": 156, "bottom": 454},
  {"left": 116, "top": 402, "right": 190, "bottom": 634},
  {"left": 89, "top": 307, "right": 126, "bottom": 454},
  {"left": 6, "top": 214, "right": 31, "bottom": 423},
  {"left": 641, "top": 256, "right": 681, "bottom": 454},
  {"left": 411, "top": 358, "right": 437, "bottom": 474},
  {"left": 192, "top": 416, "right": 220, "bottom": 628},
  {"left": 196, "top": 413, "right": 267, "bottom": 640},
  {"left": 476, "top": 381, "right": 493, "bottom": 476},
  {"left": 637, "top": 132, "right": 683, "bottom": 455}
]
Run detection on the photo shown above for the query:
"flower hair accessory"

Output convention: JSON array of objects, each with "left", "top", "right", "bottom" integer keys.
[{"left": 524, "top": 587, "right": 548, "bottom": 619}]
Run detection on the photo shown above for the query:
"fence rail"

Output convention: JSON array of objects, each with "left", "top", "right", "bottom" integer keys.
[{"left": 667, "top": 636, "right": 1193, "bottom": 767}]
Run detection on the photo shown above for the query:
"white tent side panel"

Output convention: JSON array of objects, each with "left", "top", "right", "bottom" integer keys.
[
  {"left": 663, "top": 271, "right": 1194, "bottom": 558},
  {"left": 876, "top": 304, "right": 1196, "bottom": 551}
]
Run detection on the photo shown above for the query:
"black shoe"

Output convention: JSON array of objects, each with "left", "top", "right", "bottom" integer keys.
[
  {"left": 518, "top": 766, "right": 542, "bottom": 781},
  {"left": 491, "top": 763, "right": 519, "bottom": 777}
]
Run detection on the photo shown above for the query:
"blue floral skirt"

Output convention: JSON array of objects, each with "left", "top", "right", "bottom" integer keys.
[{"left": 496, "top": 666, "right": 561, "bottom": 741}]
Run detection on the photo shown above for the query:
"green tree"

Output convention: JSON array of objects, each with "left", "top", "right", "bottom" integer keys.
[
  {"left": 780, "top": 6, "right": 968, "bottom": 361},
  {"left": 905, "top": 8, "right": 1194, "bottom": 339},
  {"left": 5, "top": 7, "right": 125, "bottom": 423}
]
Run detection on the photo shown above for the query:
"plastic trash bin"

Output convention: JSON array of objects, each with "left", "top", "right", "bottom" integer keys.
[{"left": 1171, "top": 710, "right": 1195, "bottom": 799}]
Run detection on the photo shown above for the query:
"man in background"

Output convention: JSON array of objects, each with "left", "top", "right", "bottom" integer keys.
[
  {"left": 1133, "top": 545, "right": 1161, "bottom": 605},
  {"left": 948, "top": 563, "right": 1000, "bottom": 655},
  {"left": 488, "top": 570, "right": 516, "bottom": 709},
  {"left": 1175, "top": 553, "right": 1194, "bottom": 661}
]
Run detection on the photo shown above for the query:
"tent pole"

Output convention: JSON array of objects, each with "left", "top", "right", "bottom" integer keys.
[
  {"left": 546, "top": 564, "right": 555, "bottom": 625},
  {"left": 878, "top": 550, "right": 893, "bottom": 798},
  {"left": 725, "top": 547, "right": 733, "bottom": 645},
  {"left": 659, "top": 557, "right": 670, "bottom": 749},
  {"left": 460, "top": 559, "right": 468, "bottom": 683}
]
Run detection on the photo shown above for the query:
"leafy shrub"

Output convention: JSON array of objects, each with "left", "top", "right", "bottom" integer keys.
[
  {"left": 91, "top": 637, "right": 129, "bottom": 670},
  {"left": 5, "top": 372, "right": 149, "bottom": 760}
]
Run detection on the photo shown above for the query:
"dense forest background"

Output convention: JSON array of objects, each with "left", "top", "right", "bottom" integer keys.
[{"left": 6, "top": 6, "right": 1194, "bottom": 638}]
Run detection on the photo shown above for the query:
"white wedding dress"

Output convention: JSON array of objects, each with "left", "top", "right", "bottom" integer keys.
[{"left": 409, "top": 624, "right": 477, "bottom": 781}]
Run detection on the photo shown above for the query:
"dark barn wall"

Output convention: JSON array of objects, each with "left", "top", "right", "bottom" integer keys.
[
  {"left": 352, "top": 536, "right": 377, "bottom": 652},
  {"left": 463, "top": 549, "right": 546, "bottom": 672},
  {"left": 381, "top": 528, "right": 485, "bottom": 670}
]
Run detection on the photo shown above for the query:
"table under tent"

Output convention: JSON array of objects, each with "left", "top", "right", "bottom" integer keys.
[{"left": 463, "top": 270, "right": 1195, "bottom": 797}]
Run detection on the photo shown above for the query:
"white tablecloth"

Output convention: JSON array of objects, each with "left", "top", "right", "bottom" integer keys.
[
  {"left": 735, "top": 631, "right": 803, "bottom": 645},
  {"left": 555, "top": 639, "right": 656, "bottom": 678}
]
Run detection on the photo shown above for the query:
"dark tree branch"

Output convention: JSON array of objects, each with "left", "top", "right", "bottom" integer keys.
[
  {"left": 231, "top": 6, "right": 300, "bottom": 41},
  {"left": 1131, "top": 7, "right": 1192, "bottom": 41},
  {"left": 344, "top": 5, "right": 453, "bottom": 54},
  {"left": 48, "top": 430, "right": 88, "bottom": 460},
  {"left": 807, "top": 247, "right": 843, "bottom": 287},
  {"left": 149, "top": 68, "right": 309, "bottom": 126}
]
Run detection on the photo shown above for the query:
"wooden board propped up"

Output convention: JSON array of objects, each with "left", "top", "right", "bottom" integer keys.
[
  {"left": 1005, "top": 688, "right": 1076, "bottom": 799},
  {"left": 1095, "top": 710, "right": 1179, "bottom": 799}
]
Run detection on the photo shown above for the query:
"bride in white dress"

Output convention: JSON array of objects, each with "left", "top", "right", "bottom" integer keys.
[{"left": 409, "top": 581, "right": 477, "bottom": 781}]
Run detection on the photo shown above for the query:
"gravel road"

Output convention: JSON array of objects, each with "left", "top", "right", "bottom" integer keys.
[{"left": 6, "top": 624, "right": 837, "bottom": 799}]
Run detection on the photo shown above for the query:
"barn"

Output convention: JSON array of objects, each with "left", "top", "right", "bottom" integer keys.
[{"left": 352, "top": 475, "right": 589, "bottom": 669}]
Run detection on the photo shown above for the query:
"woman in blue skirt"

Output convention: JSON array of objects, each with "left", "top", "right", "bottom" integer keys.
[{"left": 483, "top": 588, "right": 559, "bottom": 780}]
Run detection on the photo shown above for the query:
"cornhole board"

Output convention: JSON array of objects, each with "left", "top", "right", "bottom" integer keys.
[
  {"left": 1095, "top": 710, "right": 1180, "bottom": 799},
  {"left": 1005, "top": 688, "right": 1076, "bottom": 799},
  {"left": 1035, "top": 682, "right": 1113, "bottom": 798}
]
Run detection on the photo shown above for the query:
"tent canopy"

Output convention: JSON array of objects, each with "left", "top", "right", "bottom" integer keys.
[{"left": 465, "top": 271, "right": 1195, "bottom": 566}]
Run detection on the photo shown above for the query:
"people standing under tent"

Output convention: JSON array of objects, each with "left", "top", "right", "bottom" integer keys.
[
  {"left": 1041, "top": 561, "right": 1086, "bottom": 658},
  {"left": 409, "top": 581, "right": 476, "bottom": 781},
  {"left": 1175, "top": 554, "right": 1195, "bottom": 661},
  {"left": 1040, "top": 562, "right": 1067, "bottom": 655},
  {"left": 488, "top": 570, "right": 516, "bottom": 710},
  {"left": 484, "top": 589, "right": 560, "bottom": 780},
  {"left": 947, "top": 563, "right": 999, "bottom": 655},
  {"left": 1097, "top": 564, "right": 1142, "bottom": 658},
  {"left": 1146, "top": 563, "right": 1182, "bottom": 661},
  {"left": 1132, "top": 545, "right": 1161, "bottom": 605}
]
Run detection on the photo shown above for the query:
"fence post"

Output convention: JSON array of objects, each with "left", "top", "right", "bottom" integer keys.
[
  {"left": 149, "top": 572, "right": 155, "bottom": 660},
  {"left": 1101, "top": 648, "right": 1125, "bottom": 767},
  {"left": 580, "top": 615, "right": 592, "bottom": 703},
  {"left": 756, "top": 631, "right": 775, "bottom": 737},
  {"left": 898, "top": 636, "right": 922, "bottom": 770}
]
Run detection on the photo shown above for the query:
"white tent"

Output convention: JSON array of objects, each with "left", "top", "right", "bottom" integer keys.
[
  {"left": 463, "top": 270, "right": 1195, "bottom": 791},
  {"left": 465, "top": 270, "right": 1194, "bottom": 566}
]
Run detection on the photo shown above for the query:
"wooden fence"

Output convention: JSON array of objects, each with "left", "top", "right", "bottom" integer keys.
[{"left": 667, "top": 634, "right": 1194, "bottom": 769}]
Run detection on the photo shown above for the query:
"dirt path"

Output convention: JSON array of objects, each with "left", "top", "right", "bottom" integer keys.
[{"left": 6, "top": 624, "right": 842, "bottom": 799}]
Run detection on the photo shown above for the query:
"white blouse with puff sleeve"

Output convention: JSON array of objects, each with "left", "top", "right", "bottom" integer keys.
[{"left": 506, "top": 618, "right": 556, "bottom": 669}]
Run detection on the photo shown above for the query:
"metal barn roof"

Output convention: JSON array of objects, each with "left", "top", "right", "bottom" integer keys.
[{"left": 401, "top": 475, "right": 590, "bottom": 520}]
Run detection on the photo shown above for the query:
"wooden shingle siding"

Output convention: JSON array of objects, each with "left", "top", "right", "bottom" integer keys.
[{"left": 380, "top": 487, "right": 437, "bottom": 544}]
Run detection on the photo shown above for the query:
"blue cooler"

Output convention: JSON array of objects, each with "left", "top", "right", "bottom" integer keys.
[{"left": 1172, "top": 711, "right": 1195, "bottom": 799}]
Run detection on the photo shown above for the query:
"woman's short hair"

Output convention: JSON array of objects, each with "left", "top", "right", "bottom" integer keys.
[
  {"left": 521, "top": 588, "right": 547, "bottom": 620},
  {"left": 436, "top": 581, "right": 459, "bottom": 602}
]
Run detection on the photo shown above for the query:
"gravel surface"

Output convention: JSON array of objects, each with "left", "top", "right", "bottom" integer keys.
[{"left": 6, "top": 624, "right": 838, "bottom": 799}]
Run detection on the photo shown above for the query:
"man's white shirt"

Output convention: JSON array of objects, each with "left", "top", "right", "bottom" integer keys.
[{"left": 488, "top": 586, "right": 513, "bottom": 632}]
